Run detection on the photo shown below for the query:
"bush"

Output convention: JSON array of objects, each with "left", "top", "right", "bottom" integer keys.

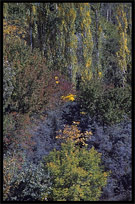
[
  {"left": 100, "top": 85, "right": 131, "bottom": 124},
  {"left": 3, "top": 60, "right": 15, "bottom": 114},
  {"left": 3, "top": 151, "right": 50, "bottom": 201},
  {"left": 10, "top": 50, "right": 50, "bottom": 113},
  {"left": 78, "top": 79, "right": 103, "bottom": 119},
  {"left": 56, "top": 123, "right": 92, "bottom": 146},
  {"left": 45, "top": 70, "right": 76, "bottom": 110},
  {"left": 78, "top": 79, "right": 131, "bottom": 125},
  {"left": 4, "top": 38, "right": 76, "bottom": 114},
  {"left": 3, "top": 112, "right": 36, "bottom": 154},
  {"left": 3, "top": 151, "right": 25, "bottom": 201},
  {"left": 88, "top": 119, "right": 132, "bottom": 201},
  {"left": 41, "top": 134, "right": 109, "bottom": 201}
]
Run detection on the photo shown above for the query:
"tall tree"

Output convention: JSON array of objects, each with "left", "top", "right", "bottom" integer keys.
[
  {"left": 116, "top": 4, "right": 130, "bottom": 87},
  {"left": 77, "top": 3, "right": 93, "bottom": 82},
  {"left": 90, "top": 3, "right": 103, "bottom": 78}
]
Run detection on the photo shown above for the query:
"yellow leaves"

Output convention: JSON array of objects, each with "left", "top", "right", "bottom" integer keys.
[
  {"left": 61, "top": 94, "right": 76, "bottom": 102},
  {"left": 98, "top": 25, "right": 102, "bottom": 33},
  {"left": 98, "top": 72, "right": 102, "bottom": 77},
  {"left": 84, "top": 130, "right": 92, "bottom": 137},
  {"left": 80, "top": 6, "right": 83, "bottom": 12},
  {"left": 86, "top": 60, "right": 91, "bottom": 68},
  {"left": 48, "top": 162, "right": 57, "bottom": 170},
  {"left": 82, "top": 69, "right": 93, "bottom": 82},
  {"left": 86, "top": 11, "right": 90, "bottom": 17},
  {"left": 54, "top": 76, "right": 60, "bottom": 84},
  {"left": 3, "top": 19, "right": 26, "bottom": 43},
  {"left": 62, "top": 20, "right": 65, "bottom": 25},
  {"left": 80, "top": 3, "right": 93, "bottom": 82},
  {"left": 116, "top": 5, "right": 130, "bottom": 77},
  {"left": 32, "top": 5, "right": 36, "bottom": 15},
  {"left": 56, "top": 124, "right": 92, "bottom": 146},
  {"left": 103, "top": 172, "right": 108, "bottom": 177},
  {"left": 55, "top": 76, "right": 58, "bottom": 80},
  {"left": 83, "top": 19, "right": 86, "bottom": 24},
  {"left": 73, "top": 121, "right": 80, "bottom": 125},
  {"left": 80, "top": 112, "right": 86, "bottom": 115},
  {"left": 69, "top": 8, "right": 76, "bottom": 20}
]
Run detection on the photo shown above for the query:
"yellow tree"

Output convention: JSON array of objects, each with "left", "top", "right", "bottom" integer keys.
[
  {"left": 57, "top": 3, "right": 78, "bottom": 83},
  {"left": 116, "top": 4, "right": 130, "bottom": 87},
  {"left": 78, "top": 3, "right": 93, "bottom": 82}
]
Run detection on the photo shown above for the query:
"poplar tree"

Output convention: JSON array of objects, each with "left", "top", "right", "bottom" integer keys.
[
  {"left": 116, "top": 4, "right": 130, "bottom": 87},
  {"left": 90, "top": 3, "right": 103, "bottom": 78},
  {"left": 78, "top": 3, "right": 93, "bottom": 82},
  {"left": 56, "top": 3, "right": 78, "bottom": 82}
]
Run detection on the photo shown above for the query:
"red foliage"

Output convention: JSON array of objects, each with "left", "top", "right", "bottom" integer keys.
[{"left": 46, "top": 71, "right": 76, "bottom": 110}]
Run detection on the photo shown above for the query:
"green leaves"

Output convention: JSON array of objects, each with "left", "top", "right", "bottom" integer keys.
[
  {"left": 79, "top": 80, "right": 131, "bottom": 125},
  {"left": 42, "top": 141, "right": 109, "bottom": 201}
]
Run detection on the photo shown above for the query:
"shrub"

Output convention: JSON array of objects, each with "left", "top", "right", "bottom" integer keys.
[
  {"left": 41, "top": 141, "right": 109, "bottom": 201},
  {"left": 56, "top": 123, "right": 92, "bottom": 146},
  {"left": 78, "top": 79, "right": 131, "bottom": 125},
  {"left": 3, "top": 151, "right": 50, "bottom": 201},
  {"left": 3, "top": 112, "right": 36, "bottom": 154},
  {"left": 46, "top": 71, "right": 76, "bottom": 110},
  {"left": 78, "top": 79, "right": 103, "bottom": 118},
  {"left": 3, "top": 151, "right": 25, "bottom": 201},
  {"left": 4, "top": 36, "right": 76, "bottom": 114},
  {"left": 88, "top": 119, "right": 132, "bottom": 201},
  {"left": 100, "top": 85, "right": 131, "bottom": 124},
  {"left": 3, "top": 113, "right": 16, "bottom": 152},
  {"left": 3, "top": 60, "right": 15, "bottom": 114},
  {"left": 4, "top": 23, "right": 50, "bottom": 114},
  {"left": 10, "top": 50, "right": 50, "bottom": 113}
]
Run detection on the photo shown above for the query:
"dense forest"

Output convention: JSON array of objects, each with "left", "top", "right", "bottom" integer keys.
[{"left": 3, "top": 2, "right": 132, "bottom": 201}]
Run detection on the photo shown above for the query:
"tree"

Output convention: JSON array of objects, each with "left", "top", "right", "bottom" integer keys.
[
  {"left": 41, "top": 141, "right": 109, "bottom": 201},
  {"left": 90, "top": 3, "right": 103, "bottom": 78},
  {"left": 77, "top": 3, "right": 93, "bottom": 82},
  {"left": 116, "top": 4, "right": 130, "bottom": 87}
]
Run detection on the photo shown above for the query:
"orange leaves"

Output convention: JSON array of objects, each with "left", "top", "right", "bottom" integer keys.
[{"left": 56, "top": 123, "right": 92, "bottom": 146}]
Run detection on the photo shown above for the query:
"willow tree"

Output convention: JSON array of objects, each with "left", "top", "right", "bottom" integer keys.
[{"left": 116, "top": 4, "right": 130, "bottom": 87}]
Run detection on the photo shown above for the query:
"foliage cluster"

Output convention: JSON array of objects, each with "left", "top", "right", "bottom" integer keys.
[
  {"left": 88, "top": 120, "right": 132, "bottom": 201},
  {"left": 42, "top": 142, "right": 109, "bottom": 201},
  {"left": 4, "top": 39, "right": 75, "bottom": 114},
  {"left": 46, "top": 71, "right": 76, "bottom": 110},
  {"left": 3, "top": 60, "right": 15, "bottom": 113},
  {"left": 3, "top": 151, "right": 50, "bottom": 201},
  {"left": 56, "top": 123, "right": 92, "bottom": 146},
  {"left": 79, "top": 79, "right": 131, "bottom": 125}
]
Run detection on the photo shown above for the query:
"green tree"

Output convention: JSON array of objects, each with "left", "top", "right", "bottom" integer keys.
[{"left": 41, "top": 141, "right": 109, "bottom": 201}]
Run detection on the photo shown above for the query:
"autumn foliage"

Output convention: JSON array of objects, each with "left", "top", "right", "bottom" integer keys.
[
  {"left": 56, "top": 122, "right": 92, "bottom": 146},
  {"left": 42, "top": 141, "right": 109, "bottom": 201}
]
